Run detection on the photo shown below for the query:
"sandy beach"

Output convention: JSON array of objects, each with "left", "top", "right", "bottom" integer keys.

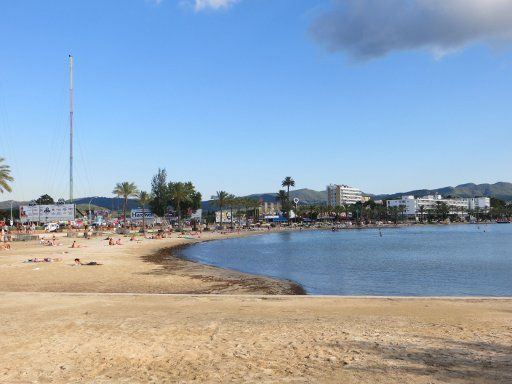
[
  {"left": 0, "top": 231, "right": 302, "bottom": 295},
  {"left": 1, "top": 231, "right": 511, "bottom": 383}
]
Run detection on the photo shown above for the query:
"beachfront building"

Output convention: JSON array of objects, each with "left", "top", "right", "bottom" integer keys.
[
  {"left": 386, "top": 195, "right": 491, "bottom": 219},
  {"left": 261, "top": 202, "right": 282, "bottom": 216},
  {"left": 327, "top": 184, "right": 364, "bottom": 206}
]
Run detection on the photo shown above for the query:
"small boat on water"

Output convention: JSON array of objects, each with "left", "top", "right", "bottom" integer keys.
[{"left": 496, "top": 219, "right": 511, "bottom": 224}]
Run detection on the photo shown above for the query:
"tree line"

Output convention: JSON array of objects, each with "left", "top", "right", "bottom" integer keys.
[{"left": 112, "top": 168, "right": 202, "bottom": 230}]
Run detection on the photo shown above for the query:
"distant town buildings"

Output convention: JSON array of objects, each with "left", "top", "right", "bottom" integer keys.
[
  {"left": 261, "top": 202, "right": 282, "bottom": 216},
  {"left": 386, "top": 195, "right": 491, "bottom": 218},
  {"left": 327, "top": 184, "right": 364, "bottom": 206}
]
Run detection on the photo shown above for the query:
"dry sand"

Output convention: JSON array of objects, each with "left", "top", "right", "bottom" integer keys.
[
  {"left": 2, "top": 293, "right": 511, "bottom": 384},
  {"left": 1, "top": 231, "right": 511, "bottom": 383},
  {"left": 0, "top": 231, "right": 301, "bottom": 294}
]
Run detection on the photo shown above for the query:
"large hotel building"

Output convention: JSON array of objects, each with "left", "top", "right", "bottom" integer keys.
[
  {"left": 327, "top": 184, "right": 364, "bottom": 206},
  {"left": 386, "top": 194, "right": 490, "bottom": 218}
]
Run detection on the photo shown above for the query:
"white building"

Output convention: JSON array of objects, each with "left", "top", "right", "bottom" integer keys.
[
  {"left": 386, "top": 195, "right": 491, "bottom": 218},
  {"left": 327, "top": 184, "right": 364, "bottom": 206}
]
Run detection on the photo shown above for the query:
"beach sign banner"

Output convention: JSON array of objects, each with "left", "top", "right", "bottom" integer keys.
[
  {"left": 130, "top": 209, "right": 154, "bottom": 220},
  {"left": 20, "top": 204, "right": 75, "bottom": 223}
]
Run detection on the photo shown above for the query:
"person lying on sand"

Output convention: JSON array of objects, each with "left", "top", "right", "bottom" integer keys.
[
  {"left": 115, "top": 238, "right": 122, "bottom": 245},
  {"left": 71, "top": 241, "right": 86, "bottom": 248},
  {"left": 74, "top": 258, "right": 102, "bottom": 266},
  {"left": 41, "top": 239, "right": 62, "bottom": 246},
  {"left": 24, "top": 257, "right": 62, "bottom": 263},
  {"left": 0, "top": 242, "right": 11, "bottom": 250}
]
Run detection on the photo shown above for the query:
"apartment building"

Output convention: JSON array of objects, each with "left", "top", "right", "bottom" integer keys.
[
  {"left": 386, "top": 195, "right": 491, "bottom": 217},
  {"left": 327, "top": 184, "right": 364, "bottom": 206}
]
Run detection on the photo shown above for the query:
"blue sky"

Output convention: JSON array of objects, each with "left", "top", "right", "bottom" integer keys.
[{"left": 1, "top": 0, "right": 512, "bottom": 201}]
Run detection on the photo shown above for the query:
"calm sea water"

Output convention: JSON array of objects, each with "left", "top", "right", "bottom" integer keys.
[{"left": 177, "top": 224, "right": 512, "bottom": 296}]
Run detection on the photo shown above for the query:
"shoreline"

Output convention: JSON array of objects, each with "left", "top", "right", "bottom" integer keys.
[
  {"left": 0, "top": 223, "right": 508, "bottom": 297},
  {"left": 1, "top": 290, "right": 510, "bottom": 300},
  {"left": 0, "top": 227, "right": 308, "bottom": 295},
  {"left": 141, "top": 240, "right": 307, "bottom": 295}
]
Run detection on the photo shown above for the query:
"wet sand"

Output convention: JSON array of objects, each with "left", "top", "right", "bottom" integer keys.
[{"left": 1, "top": 231, "right": 511, "bottom": 383}]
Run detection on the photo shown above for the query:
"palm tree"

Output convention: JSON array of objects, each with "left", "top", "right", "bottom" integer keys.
[
  {"left": 419, "top": 204, "right": 425, "bottom": 223},
  {"left": 214, "top": 191, "right": 229, "bottom": 229},
  {"left": 169, "top": 182, "right": 193, "bottom": 230},
  {"left": 282, "top": 177, "right": 295, "bottom": 224},
  {"left": 281, "top": 176, "right": 295, "bottom": 198},
  {"left": 0, "top": 157, "right": 13, "bottom": 193},
  {"left": 112, "top": 182, "right": 138, "bottom": 225},
  {"left": 388, "top": 206, "right": 400, "bottom": 224},
  {"left": 276, "top": 190, "right": 288, "bottom": 212},
  {"left": 136, "top": 191, "right": 150, "bottom": 233},
  {"left": 248, "top": 199, "right": 261, "bottom": 223},
  {"left": 458, "top": 205, "right": 466, "bottom": 222},
  {"left": 399, "top": 204, "right": 406, "bottom": 222},
  {"left": 333, "top": 205, "right": 346, "bottom": 222}
]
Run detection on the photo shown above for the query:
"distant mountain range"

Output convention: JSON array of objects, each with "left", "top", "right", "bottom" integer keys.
[
  {"left": 1, "top": 182, "right": 511, "bottom": 212},
  {"left": 240, "top": 182, "right": 512, "bottom": 204}
]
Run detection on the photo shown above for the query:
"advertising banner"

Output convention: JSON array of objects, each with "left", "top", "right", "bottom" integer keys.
[{"left": 20, "top": 204, "right": 75, "bottom": 223}]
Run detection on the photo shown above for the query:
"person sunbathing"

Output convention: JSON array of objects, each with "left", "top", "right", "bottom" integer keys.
[
  {"left": 108, "top": 238, "right": 114, "bottom": 246},
  {"left": 74, "top": 258, "right": 102, "bottom": 266},
  {"left": 25, "top": 257, "right": 62, "bottom": 263},
  {"left": 71, "top": 241, "right": 83, "bottom": 248},
  {"left": 115, "top": 238, "right": 122, "bottom": 245},
  {"left": 0, "top": 243, "right": 11, "bottom": 250}
]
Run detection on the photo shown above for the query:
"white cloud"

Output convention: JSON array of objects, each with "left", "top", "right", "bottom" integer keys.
[
  {"left": 194, "top": 0, "right": 239, "bottom": 12},
  {"left": 310, "top": 0, "right": 512, "bottom": 61}
]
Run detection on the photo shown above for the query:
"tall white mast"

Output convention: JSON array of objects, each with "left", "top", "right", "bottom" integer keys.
[{"left": 69, "top": 54, "right": 74, "bottom": 202}]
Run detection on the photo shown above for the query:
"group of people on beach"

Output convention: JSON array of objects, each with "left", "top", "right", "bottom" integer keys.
[
  {"left": 40, "top": 236, "right": 62, "bottom": 247},
  {"left": 1, "top": 227, "right": 12, "bottom": 250},
  {"left": 105, "top": 237, "right": 122, "bottom": 246},
  {"left": 25, "top": 257, "right": 62, "bottom": 263}
]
